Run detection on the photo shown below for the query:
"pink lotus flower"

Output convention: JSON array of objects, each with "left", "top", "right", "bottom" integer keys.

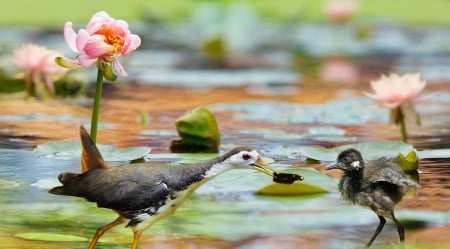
[
  {"left": 318, "top": 57, "right": 359, "bottom": 85},
  {"left": 61, "top": 11, "right": 141, "bottom": 78},
  {"left": 323, "top": 0, "right": 357, "bottom": 24},
  {"left": 13, "top": 43, "right": 68, "bottom": 94},
  {"left": 364, "top": 73, "right": 426, "bottom": 108}
]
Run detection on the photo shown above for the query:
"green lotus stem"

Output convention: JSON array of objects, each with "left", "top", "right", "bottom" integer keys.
[
  {"left": 398, "top": 106, "right": 408, "bottom": 143},
  {"left": 25, "top": 74, "right": 33, "bottom": 98},
  {"left": 90, "top": 68, "right": 104, "bottom": 143}
]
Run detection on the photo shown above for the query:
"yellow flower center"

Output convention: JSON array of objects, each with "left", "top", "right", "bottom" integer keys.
[{"left": 96, "top": 27, "right": 124, "bottom": 55}]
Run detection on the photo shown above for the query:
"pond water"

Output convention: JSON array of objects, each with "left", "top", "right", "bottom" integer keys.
[{"left": 0, "top": 83, "right": 449, "bottom": 249}]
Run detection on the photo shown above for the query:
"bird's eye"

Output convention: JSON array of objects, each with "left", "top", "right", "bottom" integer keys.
[{"left": 242, "top": 154, "right": 251, "bottom": 160}]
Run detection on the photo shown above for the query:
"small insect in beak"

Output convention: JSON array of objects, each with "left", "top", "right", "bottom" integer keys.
[{"left": 252, "top": 157, "right": 303, "bottom": 184}]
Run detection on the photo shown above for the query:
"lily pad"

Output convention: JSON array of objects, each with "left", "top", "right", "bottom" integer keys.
[
  {"left": 306, "top": 127, "right": 346, "bottom": 136},
  {"left": 398, "top": 151, "right": 419, "bottom": 171},
  {"left": 255, "top": 168, "right": 335, "bottom": 196},
  {"left": 299, "top": 141, "right": 416, "bottom": 162},
  {"left": 139, "top": 129, "right": 177, "bottom": 137},
  {"left": 0, "top": 113, "right": 81, "bottom": 123},
  {"left": 210, "top": 99, "right": 388, "bottom": 125},
  {"left": 0, "top": 179, "right": 20, "bottom": 189},
  {"left": 34, "top": 140, "right": 151, "bottom": 162},
  {"left": 418, "top": 148, "right": 450, "bottom": 159},
  {"left": 201, "top": 35, "right": 226, "bottom": 60},
  {"left": 257, "top": 182, "right": 327, "bottom": 196},
  {"left": 239, "top": 129, "right": 303, "bottom": 140},
  {"left": 304, "top": 126, "right": 354, "bottom": 142},
  {"left": 15, "top": 232, "right": 88, "bottom": 242},
  {"left": 170, "top": 107, "right": 220, "bottom": 153}
]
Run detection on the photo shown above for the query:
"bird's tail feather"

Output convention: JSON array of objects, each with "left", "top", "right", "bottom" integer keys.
[{"left": 80, "top": 126, "right": 108, "bottom": 173}]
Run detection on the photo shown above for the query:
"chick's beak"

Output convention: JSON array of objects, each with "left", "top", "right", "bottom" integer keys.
[
  {"left": 325, "top": 161, "right": 343, "bottom": 170},
  {"left": 251, "top": 156, "right": 276, "bottom": 177}
]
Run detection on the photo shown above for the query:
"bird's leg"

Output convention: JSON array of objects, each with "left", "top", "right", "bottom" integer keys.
[
  {"left": 131, "top": 230, "right": 143, "bottom": 249},
  {"left": 392, "top": 213, "right": 405, "bottom": 242},
  {"left": 88, "top": 217, "right": 124, "bottom": 249},
  {"left": 365, "top": 215, "right": 386, "bottom": 248}
]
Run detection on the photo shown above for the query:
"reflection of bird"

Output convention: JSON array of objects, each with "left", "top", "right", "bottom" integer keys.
[
  {"left": 325, "top": 148, "right": 418, "bottom": 247},
  {"left": 49, "top": 127, "right": 278, "bottom": 249}
]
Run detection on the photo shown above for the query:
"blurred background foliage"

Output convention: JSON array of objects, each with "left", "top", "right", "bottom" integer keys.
[{"left": 2, "top": 0, "right": 450, "bottom": 27}]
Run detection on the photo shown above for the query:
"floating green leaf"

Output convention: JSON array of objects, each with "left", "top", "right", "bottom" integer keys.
[
  {"left": 299, "top": 141, "right": 416, "bottom": 162},
  {"left": 398, "top": 151, "right": 419, "bottom": 171},
  {"left": 170, "top": 107, "right": 220, "bottom": 153},
  {"left": 257, "top": 182, "right": 327, "bottom": 196},
  {"left": 239, "top": 128, "right": 303, "bottom": 140},
  {"left": 417, "top": 148, "right": 450, "bottom": 159},
  {"left": 201, "top": 35, "right": 226, "bottom": 61},
  {"left": 305, "top": 126, "right": 353, "bottom": 142},
  {"left": 34, "top": 140, "right": 150, "bottom": 162},
  {"left": 139, "top": 129, "right": 177, "bottom": 137},
  {"left": 15, "top": 232, "right": 88, "bottom": 242},
  {"left": 255, "top": 168, "right": 335, "bottom": 196}
]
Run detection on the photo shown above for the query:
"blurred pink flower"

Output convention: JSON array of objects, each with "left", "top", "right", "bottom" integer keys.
[
  {"left": 364, "top": 73, "right": 426, "bottom": 108},
  {"left": 318, "top": 57, "right": 359, "bottom": 85},
  {"left": 323, "top": 0, "right": 357, "bottom": 24},
  {"left": 13, "top": 43, "right": 68, "bottom": 93},
  {"left": 61, "top": 11, "right": 141, "bottom": 77}
]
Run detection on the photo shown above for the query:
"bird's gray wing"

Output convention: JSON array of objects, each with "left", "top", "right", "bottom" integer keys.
[
  {"left": 92, "top": 179, "right": 170, "bottom": 211},
  {"left": 57, "top": 166, "right": 173, "bottom": 211},
  {"left": 364, "top": 159, "right": 418, "bottom": 188}
]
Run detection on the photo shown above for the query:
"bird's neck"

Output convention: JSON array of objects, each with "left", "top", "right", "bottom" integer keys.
[
  {"left": 202, "top": 161, "right": 234, "bottom": 179},
  {"left": 338, "top": 170, "right": 364, "bottom": 204},
  {"left": 171, "top": 161, "right": 233, "bottom": 196},
  {"left": 196, "top": 151, "right": 240, "bottom": 180}
]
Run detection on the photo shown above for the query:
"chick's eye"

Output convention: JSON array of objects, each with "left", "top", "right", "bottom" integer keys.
[{"left": 242, "top": 154, "right": 251, "bottom": 160}]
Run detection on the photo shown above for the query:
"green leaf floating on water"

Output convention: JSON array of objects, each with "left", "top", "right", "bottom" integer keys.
[
  {"left": 15, "top": 232, "right": 88, "bottom": 242},
  {"left": 299, "top": 141, "right": 416, "bottom": 161},
  {"left": 170, "top": 107, "right": 220, "bottom": 153},
  {"left": 201, "top": 35, "right": 226, "bottom": 60},
  {"left": 256, "top": 168, "right": 334, "bottom": 196},
  {"left": 34, "top": 140, "right": 151, "bottom": 161},
  {"left": 257, "top": 182, "right": 327, "bottom": 196},
  {"left": 417, "top": 148, "right": 450, "bottom": 159},
  {"left": 397, "top": 150, "right": 419, "bottom": 171}
]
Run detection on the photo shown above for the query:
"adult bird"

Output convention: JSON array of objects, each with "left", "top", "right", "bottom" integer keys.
[
  {"left": 325, "top": 148, "right": 418, "bottom": 247},
  {"left": 49, "top": 126, "right": 289, "bottom": 249}
]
